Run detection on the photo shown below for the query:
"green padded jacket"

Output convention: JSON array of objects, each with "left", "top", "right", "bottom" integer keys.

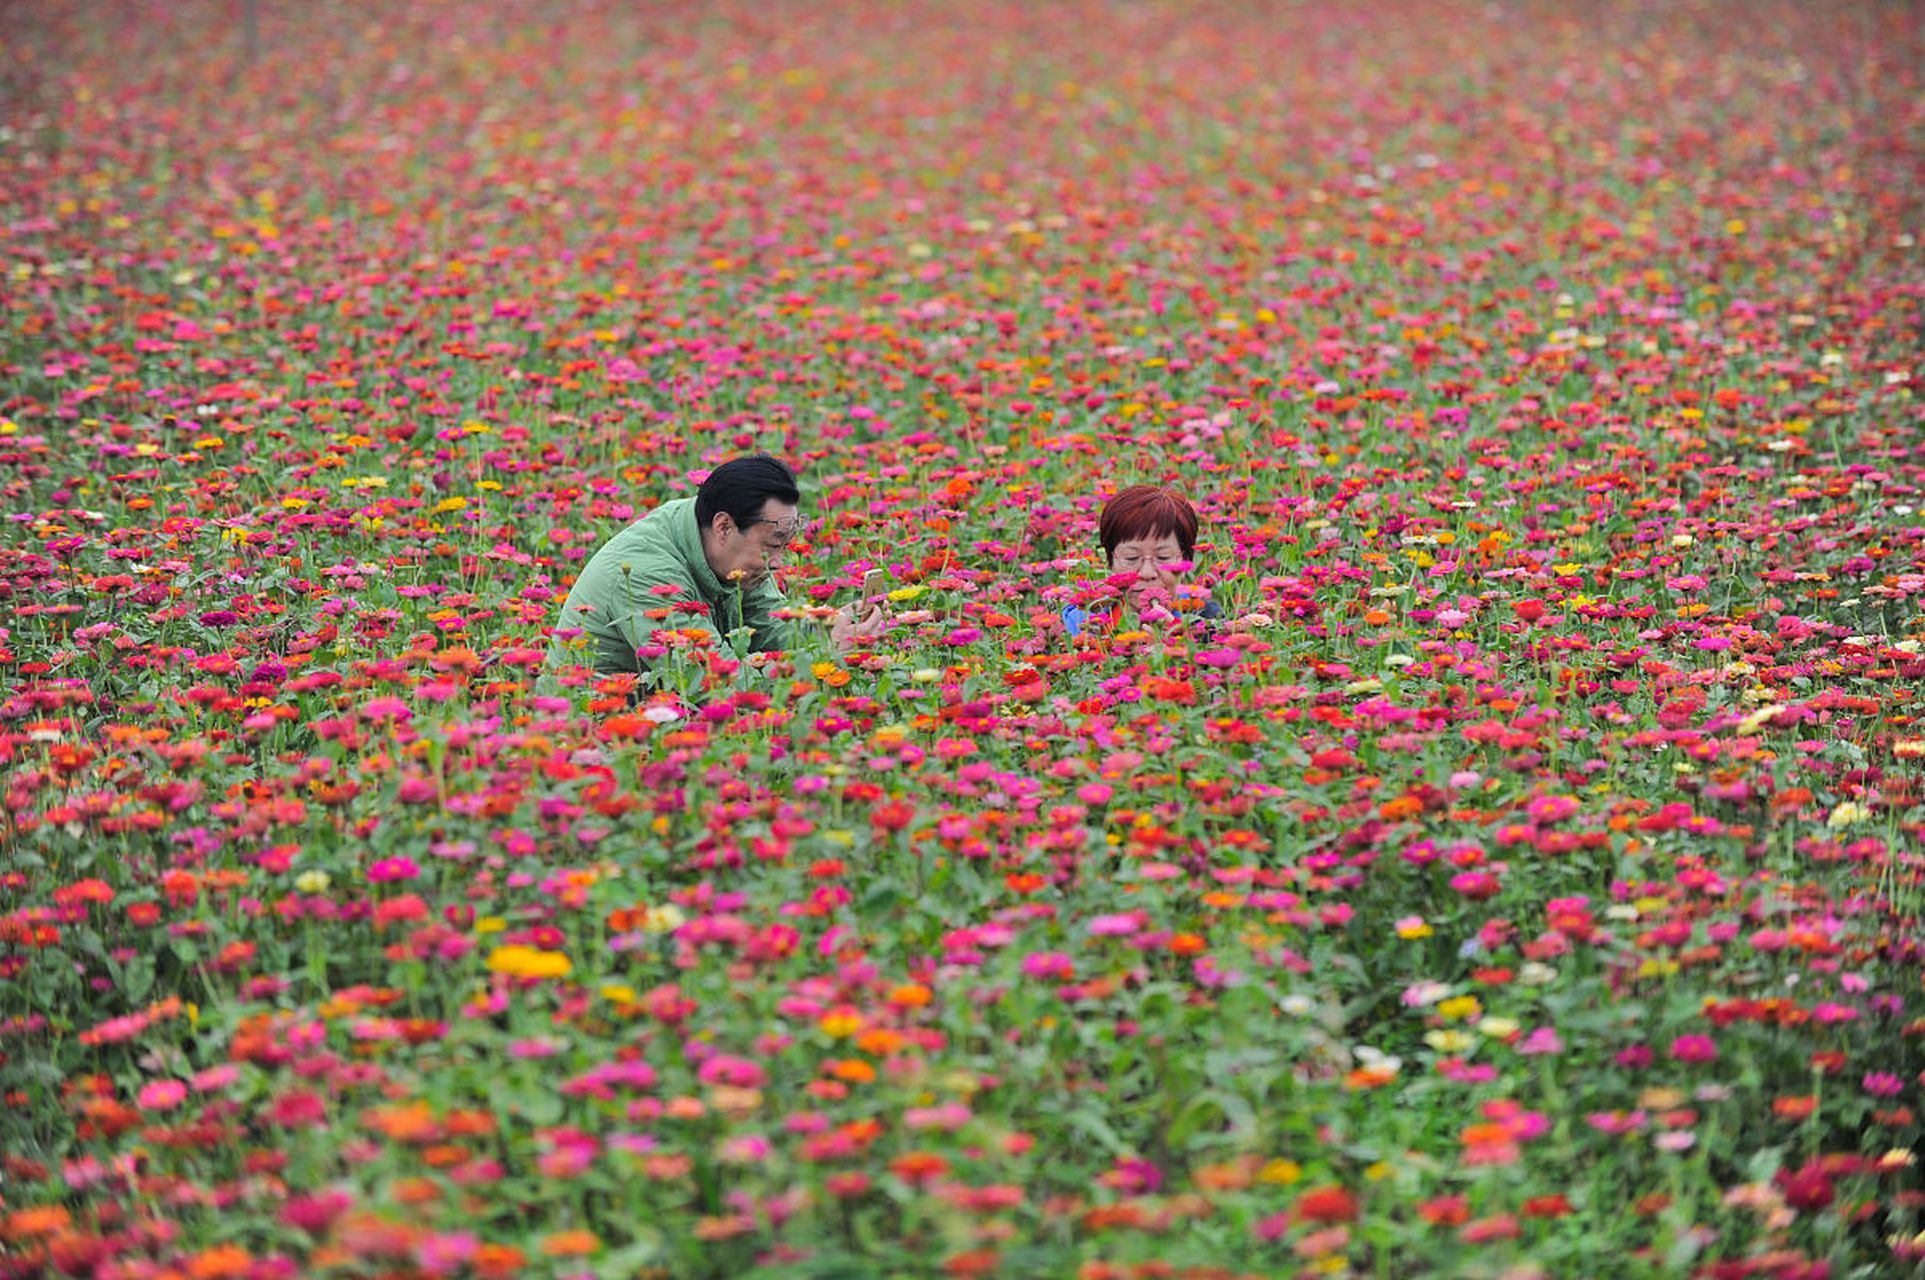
[{"left": 545, "top": 497, "right": 797, "bottom": 677}]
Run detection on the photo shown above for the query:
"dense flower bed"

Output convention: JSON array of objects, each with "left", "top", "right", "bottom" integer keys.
[{"left": 2, "top": 1, "right": 1923, "bottom": 1276}]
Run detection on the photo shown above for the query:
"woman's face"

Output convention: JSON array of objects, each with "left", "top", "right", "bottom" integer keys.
[{"left": 1109, "top": 532, "right": 1187, "bottom": 609}]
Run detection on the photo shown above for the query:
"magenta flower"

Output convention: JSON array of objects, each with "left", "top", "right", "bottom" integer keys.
[
  {"left": 1614, "top": 1044, "right": 1654, "bottom": 1070},
  {"left": 697, "top": 1056, "right": 768, "bottom": 1089},
  {"left": 367, "top": 857, "right": 421, "bottom": 883},
  {"left": 280, "top": 1191, "right": 353, "bottom": 1236},
  {"left": 1101, "top": 1156, "right": 1162, "bottom": 1194},
  {"left": 415, "top": 1231, "right": 479, "bottom": 1276},
  {"left": 1450, "top": 871, "right": 1502, "bottom": 900},
  {"left": 1021, "top": 952, "right": 1076, "bottom": 980},
  {"left": 1669, "top": 1035, "right": 1719, "bottom": 1064},
  {"left": 1864, "top": 1072, "right": 1905, "bottom": 1097}
]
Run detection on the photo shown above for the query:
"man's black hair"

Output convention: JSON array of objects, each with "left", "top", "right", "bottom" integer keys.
[{"left": 694, "top": 455, "right": 800, "bottom": 530}]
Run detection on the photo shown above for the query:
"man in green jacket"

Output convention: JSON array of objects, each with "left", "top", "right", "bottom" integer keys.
[{"left": 546, "top": 456, "right": 880, "bottom": 683}]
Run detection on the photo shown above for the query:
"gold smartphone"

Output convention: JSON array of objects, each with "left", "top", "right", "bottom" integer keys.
[{"left": 862, "top": 568, "right": 890, "bottom": 606}]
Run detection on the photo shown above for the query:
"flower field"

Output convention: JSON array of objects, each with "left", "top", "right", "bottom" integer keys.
[{"left": 4, "top": 0, "right": 1925, "bottom": 1275}]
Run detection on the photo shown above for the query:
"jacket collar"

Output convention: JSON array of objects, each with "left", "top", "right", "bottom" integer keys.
[{"left": 663, "top": 496, "right": 733, "bottom": 600}]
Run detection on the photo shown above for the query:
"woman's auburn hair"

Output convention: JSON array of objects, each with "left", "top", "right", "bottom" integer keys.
[{"left": 1097, "top": 485, "right": 1199, "bottom": 562}]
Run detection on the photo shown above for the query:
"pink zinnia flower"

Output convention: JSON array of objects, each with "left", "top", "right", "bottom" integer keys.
[
  {"left": 904, "top": 1101, "right": 972, "bottom": 1131},
  {"left": 1669, "top": 1034, "right": 1719, "bottom": 1064},
  {"left": 192, "top": 1064, "right": 239, "bottom": 1092},
  {"left": 1517, "top": 1027, "right": 1563, "bottom": 1056},
  {"left": 1101, "top": 1156, "right": 1163, "bottom": 1194},
  {"left": 280, "top": 1191, "right": 353, "bottom": 1236},
  {"left": 268, "top": 1089, "right": 328, "bottom": 1129},
  {"left": 1864, "top": 1072, "right": 1905, "bottom": 1097},
  {"left": 415, "top": 1231, "right": 479, "bottom": 1275},
  {"left": 717, "top": 1134, "right": 772, "bottom": 1163},
  {"left": 1525, "top": 794, "right": 1579, "bottom": 824},
  {"left": 697, "top": 1055, "right": 767, "bottom": 1089},
  {"left": 1087, "top": 912, "right": 1144, "bottom": 937},
  {"left": 138, "top": 1079, "right": 186, "bottom": 1111},
  {"left": 1458, "top": 1213, "right": 1520, "bottom": 1243},
  {"left": 1587, "top": 1110, "right": 1648, "bottom": 1135},
  {"left": 1450, "top": 871, "right": 1502, "bottom": 900},
  {"left": 1439, "top": 1059, "right": 1498, "bottom": 1084},
  {"left": 1020, "top": 951, "right": 1076, "bottom": 980},
  {"left": 1253, "top": 1211, "right": 1292, "bottom": 1241}
]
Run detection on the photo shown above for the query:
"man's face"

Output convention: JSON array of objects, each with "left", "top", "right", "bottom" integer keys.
[{"left": 704, "top": 498, "right": 802, "bottom": 587}]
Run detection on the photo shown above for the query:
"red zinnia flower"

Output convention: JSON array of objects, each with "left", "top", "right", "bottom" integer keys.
[
  {"left": 1778, "top": 1164, "right": 1834, "bottom": 1212},
  {"left": 1296, "top": 1185, "right": 1358, "bottom": 1223}
]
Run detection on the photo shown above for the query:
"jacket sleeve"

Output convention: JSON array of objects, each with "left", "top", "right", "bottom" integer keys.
[{"left": 583, "top": 556, "right": 724, "bottom": 664}]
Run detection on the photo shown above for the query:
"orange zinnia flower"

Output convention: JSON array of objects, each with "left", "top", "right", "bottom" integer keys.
[
  {"left": 540, "top": 1230, "right": 600, "bottom": 1257},
  {"left": 187, "top": 1244, "right": 253, "bottom": 1280},
  {"left": 890, "top": 1151, "right": 949, "bottom": 1184},
  {"left": 390, "top": 1177, "right": 439, "bottom": 1206},
  {"left": 470, "top": 1244, "right": 526, "bottom": 1278},
  {"left": 944, "top": 1250, "right": 1001, "bottom": 1277},
  {"left": 855, "top": 1028, "right": 906, "bottom": 1056},
  {"left": 3, "top": 1206, "right": 72, "bottom": 1241}
]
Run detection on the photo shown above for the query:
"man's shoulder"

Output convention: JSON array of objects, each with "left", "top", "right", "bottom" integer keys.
[
  {"left": 615, "top": 498, "right": 696, "bottom": 547},
  {"left": 652, "top": 495, "right": 697, "bottom": 518},
  {"left": 577, "top": 503, "right": 698, "bottom": 584}
]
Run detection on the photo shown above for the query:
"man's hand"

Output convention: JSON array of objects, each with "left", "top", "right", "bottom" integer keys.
[{"left": 831, "top": 602, "right": 888, "bottom": 649}]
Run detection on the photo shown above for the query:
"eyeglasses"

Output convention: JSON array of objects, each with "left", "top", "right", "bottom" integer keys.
[{"left": 1112, "top": 551, "right": 1189, "bottom": 571}]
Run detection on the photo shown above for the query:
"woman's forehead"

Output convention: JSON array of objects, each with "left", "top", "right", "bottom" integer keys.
[{"left": 1115, "top": 531, "right": 1182, "bottom": 548}]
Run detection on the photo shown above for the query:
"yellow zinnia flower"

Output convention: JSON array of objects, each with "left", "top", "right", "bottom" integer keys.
[{"left": 485, "top": 945, "right": 572, "bottom": 979}]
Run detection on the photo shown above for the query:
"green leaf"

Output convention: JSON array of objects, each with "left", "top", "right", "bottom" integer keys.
[
  {"left": 595, "top": 1233, "right": 663, "bottom": 1279},
  {"left": 124, "top": 957, "right": 155, "bottom": 1004},
  {"left": 1165, "top": 1093, "right": 1226, "bottom": 1151},
  {"left": 1064, "top": 1105, "right": 1130, "bottom": 1158},
  {"left": 516, "top": 1088, "right": 564, "bottom": 1126}
]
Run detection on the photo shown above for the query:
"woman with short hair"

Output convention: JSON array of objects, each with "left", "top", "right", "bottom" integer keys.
[{"left": 1062, "top": 485, "right": 1222, "bottom": 639}]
